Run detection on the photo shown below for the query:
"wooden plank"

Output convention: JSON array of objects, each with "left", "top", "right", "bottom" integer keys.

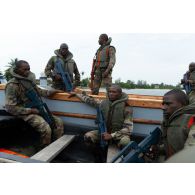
[
  {"left": 48, "top": 91, "right": 163, "bottom": 108},
  {"left": 0, "top": 84, "right": 5, "bottom": 90},
  {"left": 0, "top": 158, "right": 18, "bottom": 163},
  {"left": 30, "top": 134, "right": 75, "bottom": 162},
  {"left": 52, "top": 111, "right": 162, "bottom": 125},
  {"left": 106, "top": 145, "right": 120, "bottom": 163}
]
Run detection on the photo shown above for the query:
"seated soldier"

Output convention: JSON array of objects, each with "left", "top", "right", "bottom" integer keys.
[
  {"left": 150, "top": 89, "right": 195, "bottom": 162},
  {"left": 70, "top": 84, "right": 133, "bottom": 162},
  {"left": 5, "top": 60, "right": 64, "bottom": 149}
]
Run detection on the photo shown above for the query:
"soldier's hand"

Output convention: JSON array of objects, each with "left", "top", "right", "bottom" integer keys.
[
  {"left": 54, "top": 74, "right": 62, "bottom": 81},
  {"left": 48, "top": 89, "right": 63, "bottom": 97},
  {"left": 188, "top": 80, "right": 193, "bottom": 84},
  {"left": 145, "top": 145, "right": 159, "bottom": 160},
  {"left": 30, "top": 108, "right": 39, "bottom": 114},
  {"left": 102, "top": 70, "right": 109, "bottom": 78},
  {"left": 102, "top": 132, "right": 112, "bottom": 141},
  {"left": 68, "top": 92, "right": 77, "bottom": 98}
]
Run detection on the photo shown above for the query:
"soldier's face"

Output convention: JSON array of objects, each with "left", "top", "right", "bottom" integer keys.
[
  {"left": 17, "top": 63, "right": 30, "bottom": 77},
  {"left": 60, "top": 48, "right": 68, "bottom": 57},
  {"left": 162, "top": 94, "right": 182, "bottom": 119},
  {"left": 98, "top": 35, "right": 105, "bottom": 45},
  {"left": 108, "top": 87, "right": 121, "bottom": 101}
]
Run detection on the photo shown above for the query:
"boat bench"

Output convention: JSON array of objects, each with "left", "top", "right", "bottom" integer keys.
[{"left": 30, "top": 134, "right": 76, "bottom": 162}]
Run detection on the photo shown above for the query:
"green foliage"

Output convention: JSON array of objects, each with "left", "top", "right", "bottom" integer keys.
[
  {"left": 4, "top": 58, "right": 18, "bottom": 81},
  {"left": 114, "top": 78, "right": 181, "bottom": 89},
  {"left": 81, "top": 77, "right": 90, "bottom": 87},
  {"left": 80, "top": 76, "right": 181, "bottom": 89}
]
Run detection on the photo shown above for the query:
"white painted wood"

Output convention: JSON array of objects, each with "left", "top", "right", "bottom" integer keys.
[
  {"left": 106, "top": 145, "right": 120, "bottom": 163},
  {"left": 30, "top": 135, "right": 75, "bottom": 162}
]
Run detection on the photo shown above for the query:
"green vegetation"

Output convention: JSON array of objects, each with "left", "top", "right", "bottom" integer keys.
[
  {"left": 4, "top": 58, "right": 18, "bottom": 81},
  {"left": 2, "top": 59, "right": 182, "bottom": 89},
  {"left": 80, "top": 77, "right": 182, "bottom": 89}
]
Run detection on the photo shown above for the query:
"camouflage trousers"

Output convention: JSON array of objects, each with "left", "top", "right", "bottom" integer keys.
[
  {"left": 84, "top": 130, "right": 130, "bottom": 149},
  {"left": 91, "top": 68, "right": 112, "bottom": 95},
  {"left": 19, "top": 114, "right": 64, "bottom": 147},
  {"left": 51, "top": 82, "right": 65, "bottom": 91},
  {"left": 189, "top": 91, "right": 195, "bottom": 104}
]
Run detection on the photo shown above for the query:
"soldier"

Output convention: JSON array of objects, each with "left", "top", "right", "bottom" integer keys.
[
  {"left": 90, "top": 34, "right": 116, "bottom": 95},
  {"left": 45, "top": 43, "right": 80, "bottom": 91},
  {"left": 150, "top": 89, "right": 195, "bottom": 162},
  {"left": 70, "top": 84, "right": 133, "bottom": 162},
  {"left": 5, "top": 60, "right": 64, "bottom": 149},
  {"left": 187, "top": 62, "right": 195, "bottom": 103}
]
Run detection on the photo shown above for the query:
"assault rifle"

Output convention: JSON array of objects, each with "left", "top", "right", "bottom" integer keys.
[
  {"left": 181, "top": 71, "right": 191, "bottom": 94},
  {"left": 55, "top": 58, "right": 73, "bottom": 92},
  {"left": 111, "top": 127, "right": 161, "bottom": 163},
  {"left": 89, "top": 57, "right": 96, "bottom": 90},
  {"left": 25, "top": 88, "right": 56, "bottom": 130},
  {"left": 96, "top": 106, "right": 107, "bottom": 148}
]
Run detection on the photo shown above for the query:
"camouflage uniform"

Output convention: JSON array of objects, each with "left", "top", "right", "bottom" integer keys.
[
  {"left": 188, "top": 70, "right": 195, "bottom": 104},
  {"left": 5, "top": 68, "right": 64, "bottom": 148},
  {"left": 160, "top": 103, "right": 195, "bottom": 161},
  {"left": 76, "top": 92, "right": 133, "bottom": 149},
  {"left": 45, "top": 49, "right": 80, "bottom": 90},
  {"left": 91, "top": 38, "right": 116, "bottom": 95}
]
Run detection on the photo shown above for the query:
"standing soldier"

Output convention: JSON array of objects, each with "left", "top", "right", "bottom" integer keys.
[
  {"left": 45, "top": 43, "right": 80, "bottom": 91},
  {"left": 5, "top": 60, "right": 64, "bottom": 149},
  {"left": 187, "top": 62, "right": 195, "bottom": 103},
  {"left": 90, "top": 34, "right": 116, "bottom": 95}
]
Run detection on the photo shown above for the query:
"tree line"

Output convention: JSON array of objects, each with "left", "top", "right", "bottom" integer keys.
[
  {"left": 1, "top": 58, "right": 182, "bottom": 89},
  {"left": 80, "top": 77, "right": 182, "bottom": 89}
]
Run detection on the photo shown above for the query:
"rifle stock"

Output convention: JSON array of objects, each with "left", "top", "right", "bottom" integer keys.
[
  {"left": 89, "top": 58, "right": 96, "bottom": 90},
  {"left": 111, "top": 127, "right": 161, "bottom": 163},
  {"left": 96, "top": 106, "right": 107, "bottom": 148},
  {"left": 55, "top": 59, "right": 73, "bottom": 92},
  {"left": 25, "top": 88, "right": 56, "bottom": 130}
]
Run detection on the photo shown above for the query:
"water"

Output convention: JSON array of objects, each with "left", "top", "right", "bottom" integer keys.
[
  {"left": 122, "top": 89, "right": 170, "bottom": 96},
  {"left": 96, "top": 88, "right": 170, "bottom": 96}
]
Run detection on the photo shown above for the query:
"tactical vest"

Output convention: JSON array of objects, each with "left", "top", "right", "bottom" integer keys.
[
  {"left": 163, "top": 113, "right": 193, "bottom": 158},
  {"left": 100, "top": 96, "right": 127, "bottom": 133},
  {"left": 95, "top": 45, "right": 110, "bottom": 69}
]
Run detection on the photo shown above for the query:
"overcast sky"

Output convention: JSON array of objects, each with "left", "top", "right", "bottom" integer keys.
[
  {"left": 1, "top": 0, "right": 195, "bottom": 86},
  {"left": 1, "top": 33, "right": 195, "bottom": 85}
]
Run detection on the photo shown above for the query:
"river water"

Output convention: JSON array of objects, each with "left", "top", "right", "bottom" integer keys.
[
  {"left": 122, "top": 89, "right": 170, "bottom": 96},
  {"left": 98, "top": 88, "right": 171, "bottom": 96}
]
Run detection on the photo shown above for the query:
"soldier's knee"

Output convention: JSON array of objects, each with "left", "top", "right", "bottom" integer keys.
[
  {"left": 39, "top": 123, "right": 52, "bottom": 138},
  {"left": 118, "top": 137, "right": 130, "bottom": 149}
]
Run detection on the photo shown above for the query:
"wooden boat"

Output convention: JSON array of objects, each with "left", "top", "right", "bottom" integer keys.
[{"left": 0, "top": 83, "right": 163, "bottom": 163}]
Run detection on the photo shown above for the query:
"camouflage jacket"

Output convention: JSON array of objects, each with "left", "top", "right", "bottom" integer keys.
[
  {"left": 45, "top": 49, "right": 80, "bottom": 87},
  {"left": 5, "top": 68, "right": 52, "bottom": 116},
  {"left": 76, "top": 92, "right": 133, "bottom": 138},
  {"left": 189, "top": 70, "right": 195, "bottom": 90}
]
